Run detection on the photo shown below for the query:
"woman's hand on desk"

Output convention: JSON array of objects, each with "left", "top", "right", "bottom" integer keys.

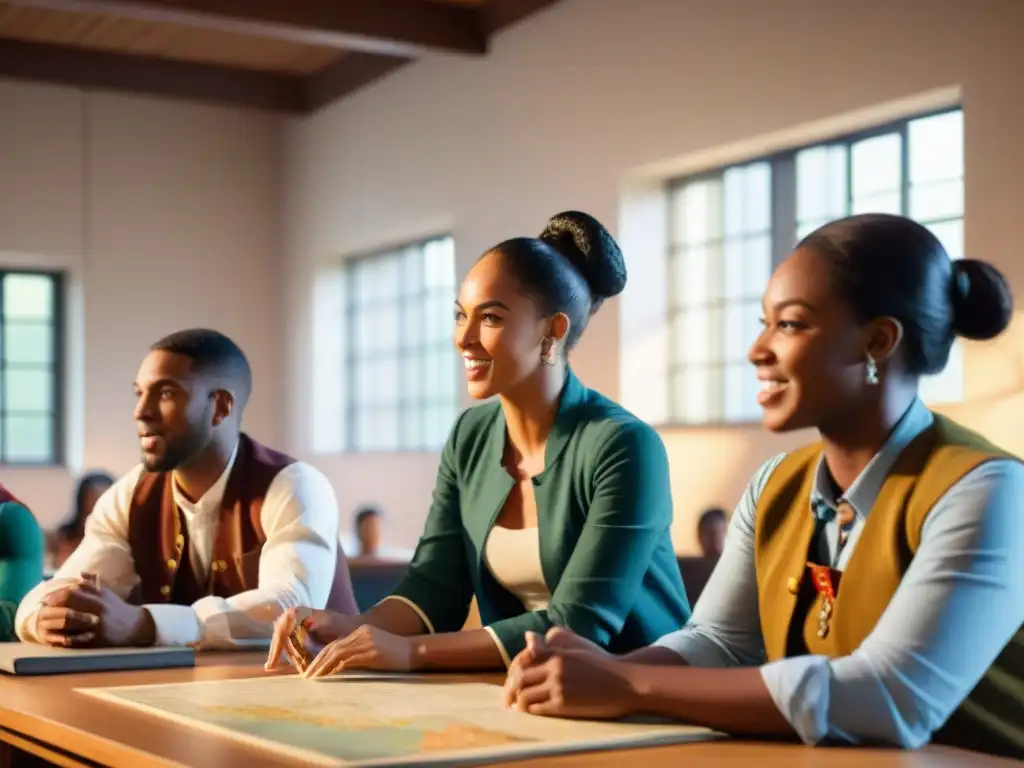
[
  {"left": 302, "top": 625, "right": 417, "bottom": 677},
  {"left": 504, "top": 630, "right": 636, "bottom": 719},
  {"left": 266, "top": 607, "right": 359, "bottom": 673}
]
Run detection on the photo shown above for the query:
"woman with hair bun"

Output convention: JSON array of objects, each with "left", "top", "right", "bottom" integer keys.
[
  {"left": 506, "top": 213, "right": 1024, "bottom": 759},
  {"left": 267, "top": 211, "right": 691, "bottom": 675}
]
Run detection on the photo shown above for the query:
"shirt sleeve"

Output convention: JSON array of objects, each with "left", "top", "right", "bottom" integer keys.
[
  {"left": 485, "top": 421, "right": 683, "bottom": 665},
  {"left": 15, "top": 467, "right": 145, "bottom": 643},
  {"left": 760, "top": 459, "right": 1024, "bottom": 748},
  {"left": 154, "top": 462, "right": 343, "bottom": 650},
  {"left": 652, "top": 453, "right": 785, "bottom": 667}
]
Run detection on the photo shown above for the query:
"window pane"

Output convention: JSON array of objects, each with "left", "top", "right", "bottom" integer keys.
[
  {"left": 744, "top": 162, "right": 771, "bottom": 233},
  {"left": 377, "top": 408, "right": 400, "bottom": 450},
  {"left": 379, "top": 303, "right": 401, "bottom": 353},
  {"left": 851, "top": 133, "right": 901, "bottom": 198},
  {"left": 673, "top": 367, "right": 712, "bottom": 423},
  {"left": 926, "top": 219, "right": 964, "bottom": 261},
  {"left": 851, "top": 192, "right": 902, "bottom": 215},
  {"left": 674, "top": 309, "right": 709, "bottom": 364},
  {"left": 3, "top": 274, "right": 54, "bottom": 320},
  {"left": 375, "top": 253, "right": 401, "bottom": 299},
  {"left": 724, "top": 300, "right": 760, "bottom": 362},
  {"left": 910, "top": 179, "right": 963, "bottom": 221},
  {"left": 401, "top": 403, "right": 423, "bottom": 449},
  {"left": 401, "top": 246, "right": 424, "bottom": 297},
  {"left": 722, "top": 239, "right": 744, "bottom": 302},
  {"left": 3, "top": 322, "right": 53, "bottom": 366},
  {"left": 425, "top": 238, "right": 455, "bottom": 289},
  {"left": 796, "top": 146, "right": 828, "bottom": 221},
  {"left": 723, "top": 167, "right": 745, "bottom": 237},
  {"left": 439, "top": 349, "right": 457, "bottom": 400},
  {"left": 4, "top": 414, "right": 52, "bottom": 463},
  {"left": 432, "top": 294, "right": 454, "bottom": 343},
  {"left": 354, "top": 307, "right": 374, "bottom": 353},
  {"left": 675, "top": 179, "right": 722, "bottom": 246},
  {"left": 402, "top": 296, "right": 425, "bottom": 350},
  {"left": 744, "top": 235, "right": 772, "bottom": 298},
  {"left": 4, "top": 368, "right": 52, "bottom": 411},
  {"left": 351, "top": 261, "right": 373, "bottom": 304},
  {"left": 724, "top": 304, "right": 747, "bottom": 362},
  {"left": 797, "top": 144, "right": 848, "bottom": 224},
  {"left": 675, "top": 247, "right": 712, "bottom": 308},
  {"left": 723, "top": 362, "right": 749, "bottom": 421},
  {"left": 401, "top": 354, "right": 424, "bottom": 401},
  {"left": 430, "top": 405, "right": 453, "bottom": 448},
  {"left": 909, "top": 110, "right": 963, "bottom": 184}
]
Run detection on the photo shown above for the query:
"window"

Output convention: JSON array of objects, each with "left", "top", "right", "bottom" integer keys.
[
  {"left": 0, "top": 270, "right": 64, "bottom": 465},
  {"left": 667, "top": 108, "right": 964, "bottom": 424},
  {"left": 343, "top": 236, "right": 458, "bottom": 451}
]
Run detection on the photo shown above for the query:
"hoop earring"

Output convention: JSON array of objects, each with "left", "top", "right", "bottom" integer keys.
[
  {"left": 540, "top": 338, "right": 557, "bottom": 366},
  {"left": 865, "top": 354, "right": 879, "bottom": 385}
]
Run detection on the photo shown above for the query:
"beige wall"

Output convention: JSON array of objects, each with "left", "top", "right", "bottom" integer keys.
[
  {"left": 5, "top": 0, "right": 1024, "bottom": 553},
  {"left": 283, "top": 0, "right": 1024, "bottom": 553},
  {"left": 0, "top": 80, "right": 283, "bottom": 529}
]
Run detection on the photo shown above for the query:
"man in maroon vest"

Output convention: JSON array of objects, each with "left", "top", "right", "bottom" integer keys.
[{"left": 16, "top": 329, "right": 357, "bottom": 649}]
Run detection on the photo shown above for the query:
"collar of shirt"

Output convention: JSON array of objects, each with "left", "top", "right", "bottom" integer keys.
[
  {"left": 809, "top": 398, "right": 933, "bottom": 522},
  {"left": 171, "top": 440, "right": 240, "bottom": 521}
]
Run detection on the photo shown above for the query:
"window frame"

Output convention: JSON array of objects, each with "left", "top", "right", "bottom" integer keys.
[
  {"left": 340, "top": 235, "right": 458, "bottom": 453},
  {"left": 0, "top": 268, "right": 66, "bottom": 467},
  {"left": 664, "top": 106, "right": 963, "bottom": 428}
]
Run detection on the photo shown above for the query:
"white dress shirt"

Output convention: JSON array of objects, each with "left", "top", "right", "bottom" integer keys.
[
  {"left": 16, "top": 444, "right": 341, "bottom": 649},
  {"left": 654, "top": 400, "right": 1024, "bottom": 749}
]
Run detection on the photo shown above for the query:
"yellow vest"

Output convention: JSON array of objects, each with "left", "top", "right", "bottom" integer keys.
[{"left": 754, "top": 414, "right": 1023, "bottom": 758}]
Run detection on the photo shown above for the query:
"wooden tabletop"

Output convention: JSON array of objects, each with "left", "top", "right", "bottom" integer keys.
[{"left": 0, "top": 652, "right": 1016, "bottom": 768}]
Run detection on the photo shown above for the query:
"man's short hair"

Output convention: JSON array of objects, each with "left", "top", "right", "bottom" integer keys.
[
  {"left": 151, "top": 328, "right": 252, "bottom": 408},
  {"left": 355, "top": 505, "right": 382, "bottom": 529},
  {"left": 698, "top": 506, "right": 727, "bottom": 531}
]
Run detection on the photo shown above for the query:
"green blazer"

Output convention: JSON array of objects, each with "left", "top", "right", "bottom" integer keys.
[
  {"left": 0, "top": 485, "right": 45, "bottom": 641},
  {"left": 391, "top": 371, "right": 691, "bottom": 663}
]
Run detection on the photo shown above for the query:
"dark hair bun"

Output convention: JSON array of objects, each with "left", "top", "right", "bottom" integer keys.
[
  {"left": 950, "top": 259, "right": 1013, "bottom": 340},
  {"left": 539, "top": 211, "right": 627, "bottom": 303}
]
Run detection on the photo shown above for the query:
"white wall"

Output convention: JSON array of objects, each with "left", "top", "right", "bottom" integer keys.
[
  {"left": 283, "top": 0, "right": 1024, "bottom": 553},
  {"left": 0, "top": 81, "right": 283, "bottom": 528}
]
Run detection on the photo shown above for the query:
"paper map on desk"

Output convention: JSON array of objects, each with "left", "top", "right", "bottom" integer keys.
[{"left": 78, "top": 674, "right": 719, "bottom": 766}]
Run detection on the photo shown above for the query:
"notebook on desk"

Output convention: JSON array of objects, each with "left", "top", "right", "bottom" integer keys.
[{"left": 0, "top": 643, "right": 195, "bottom": 676}]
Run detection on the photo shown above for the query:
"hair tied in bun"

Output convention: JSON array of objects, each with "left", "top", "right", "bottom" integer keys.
[{"left": 539, "top": 211, "right": 627, "bottom": 304}]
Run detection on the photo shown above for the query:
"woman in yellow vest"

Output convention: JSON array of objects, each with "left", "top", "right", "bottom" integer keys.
[{"left": 504, "top": 213, "right": 1024, "bottom": 759}]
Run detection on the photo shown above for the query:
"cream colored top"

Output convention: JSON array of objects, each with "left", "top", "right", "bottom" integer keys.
[{"left": 484, "top": 526, "right": 551, "bottom": 611}]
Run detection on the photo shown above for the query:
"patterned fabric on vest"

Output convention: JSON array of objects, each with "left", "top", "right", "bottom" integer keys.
[{"left": 754, "top": 414, "right": 1024, "bottom": 759}]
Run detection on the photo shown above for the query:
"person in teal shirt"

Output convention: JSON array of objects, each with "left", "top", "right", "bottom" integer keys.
[
  {"left": 0, "top": 481, "right": 44, "bottom": 641},
  {"left": 266, "top": 211, "right": 691, "bottom": 675}
]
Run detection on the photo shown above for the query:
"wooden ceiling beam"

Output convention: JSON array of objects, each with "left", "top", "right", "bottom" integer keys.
[
  {"left": 303, "top": 0, "right": 563, "bottom": 111},
  {"left": 4, "top": 0, "right": 488, "bottom": 58},
  {"left": 0, "top": 38, "right": 305, "bottom": 113}
]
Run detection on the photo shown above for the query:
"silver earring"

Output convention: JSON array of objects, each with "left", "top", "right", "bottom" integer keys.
[
  {"left": 541, "top": 338, "right": 557, "bottom": 366},
  {"left": 865, "top": 354, "right": 879, "bottom": 385}
]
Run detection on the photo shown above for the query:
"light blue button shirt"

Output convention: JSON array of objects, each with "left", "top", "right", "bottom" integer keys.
[{"left": 654, "top": 399, "right": 1024, "bottom": 748}]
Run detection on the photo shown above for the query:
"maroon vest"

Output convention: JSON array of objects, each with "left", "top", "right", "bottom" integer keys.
[{"left": 127, "top": 434, "right": 357, "bottom": 613}]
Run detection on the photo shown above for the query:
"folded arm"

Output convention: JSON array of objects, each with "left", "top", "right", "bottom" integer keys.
[
  {"left": 760, "top": 459, "right": 1024, "bottom": 748},
  {"left": 619, "top": 458, "right": 1024, "bottom": 747},
  {"left": 15, "top": 471, "right": 143, "bottom": 643},
  {"left": 150, "top": 463, "right": 342, "bottom": 649}
]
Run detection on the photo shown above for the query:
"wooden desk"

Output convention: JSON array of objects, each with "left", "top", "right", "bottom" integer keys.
[{"left": 0, "top": 653, "right": 1015, "bottom": 768}]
